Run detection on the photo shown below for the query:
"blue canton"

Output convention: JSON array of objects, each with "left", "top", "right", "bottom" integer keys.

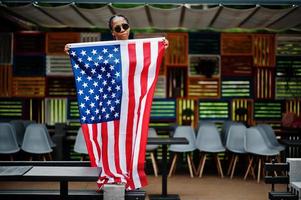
[{"left": 70, "top": 44, "right": 122, "bottom": 124}]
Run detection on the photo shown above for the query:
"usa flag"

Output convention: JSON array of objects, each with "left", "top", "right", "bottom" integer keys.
[{"left": 68, "top": 37, "right": 165, "bottom": 190}]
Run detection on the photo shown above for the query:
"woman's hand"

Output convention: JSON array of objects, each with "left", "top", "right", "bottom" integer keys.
[
  {"left": 64, "top": 44, "right": 70, "bottom": 55},
  {"left": 163, "top": 38, "right": 169, "bottom": 49}
]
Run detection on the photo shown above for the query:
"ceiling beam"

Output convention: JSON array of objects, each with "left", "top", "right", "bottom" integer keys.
[{"left": 1, "top": 0, "right": 301, "bottom": 5}]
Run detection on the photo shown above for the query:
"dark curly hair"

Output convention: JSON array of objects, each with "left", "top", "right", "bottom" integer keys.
[{"left": 108, "top": 15, "right": 129, "bottom": 31}]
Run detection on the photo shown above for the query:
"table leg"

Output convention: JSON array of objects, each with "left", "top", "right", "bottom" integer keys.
[
  {"left": 60, "top": 180, "right": 68, "bottom": 200},
  {"left": 149, "top": 144, "right": 180, "bottom": 200}
]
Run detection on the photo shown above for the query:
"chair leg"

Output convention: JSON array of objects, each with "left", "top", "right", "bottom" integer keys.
[
  {"left": 230, "top": 155, "right": 238, "bottom": 179},
  {"left": 227, "top": 154, "right": 234, "bottom": 176},
  {"left": 199, "top": 154, "right": 207, "bottom": 178},
  {"left": 150, "top": 152, "right": 158, "bottom": 177},
  {"left": 257, "top": 157, "right": 262, "bottom": 183},
  {"left": 168, "top": 153, "right": 177, "bottom": 177},
  {"left": 244, "top": 156, "right": 253, "bottom": 180},
  {"left": 216, "top": 155, "right": 224, "bottom": 178},
  {"left": 187, "top": 154, "right": 194, "bottom": 178}
]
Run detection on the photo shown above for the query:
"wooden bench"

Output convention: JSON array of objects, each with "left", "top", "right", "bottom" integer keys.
[
  {"left": 264, "top": 162, "right": 298, "bottom": 200},
  {"left": 0, "top": 161, "right": 145, "bottom": 200}
]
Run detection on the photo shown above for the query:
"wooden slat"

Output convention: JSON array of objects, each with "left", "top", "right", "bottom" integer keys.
[
  {"left": 46, "top": 55, "right": 73, "bottom": 76},
  {"left": 255, "top": 67, "right": 275, "bottom": 99},
  {"left": 177, "top": 98, "right": 197, "bottom": 126},
  {"left": 0, "top": 65, "right": 12, "bottom": 97},
  {"left": 189, "top": 55, "right": 220, "bottom": 78},
  {"left": 188, "top": 77, "right": 220, "bottom": 99},
  {"left": 221, "top": 33, "right": 253, "bottom": 56},
  {"left": 165, "top": 33, "right": 188, "bottom": 67},
  {"left": 80, "top": 32, "right": 101, "bottom": 42},
  {"left": 253, "top": 34, "right": 276, "bottom": 67},
  {"left": 285, "top": 99, "right": 301, "bottom": 116},
  {"left": 231, "top": 98, "right": 253, "bottom": 125},
  {"left": 276, "top": 34, "right": 301, "bottom": 56},
  {"left": 45, "top": 98, "right": 67, "bottom": 125},
  {"left": 46, "top": 76, "right": 76, "bottom": 97},
  {"left": 221, "top": 56, "right": 253, "bottom": 77},
  {"left": 46, "top": 32, "right": 80, "bottom": 55},
  {"left": 12, "top": 77, "right": 45, "bottom": 97},
  {"left": 154, "top": 76, "right": 166, "bottom": 98}
]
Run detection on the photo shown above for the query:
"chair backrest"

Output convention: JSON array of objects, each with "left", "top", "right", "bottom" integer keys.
[
  {"left": 74, "top": 127, "right": 88, "bottom": 154},
  {"left": 221, "top": 120, "right": 237, "bottom": 145},
  {"left": 244, "top": 127, "right": 279, "bottom": 156},
  {"left": 10, "top": 120, "right": 25, "bottom": 146},
  {"left": 257, "top": 124, "right": 280, "bottom": 146},
  {"left": 226, "top": 124, "right": 247, "bottom": 153},
  {"left": 21, "top": 124, "right": 52, "bottom": 154},
  {"left": 196, "top": 123, "right": 225, "bottom": 153},
  {"left": 41, "top": 124, "right": 56, "bottom": 148},
  {"left": 146, "top": 128, "right": 159, "bottom": 151},
  {"left": 0, "top": 123, "right": 20, "bottom": 154},
  {"left": 169, "top": 126, "right": 196, "bottom": 152}
]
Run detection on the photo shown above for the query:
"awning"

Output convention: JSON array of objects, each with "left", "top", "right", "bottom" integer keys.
[{"left": 0, "top": 2, "right": 301, "bottom": 31}]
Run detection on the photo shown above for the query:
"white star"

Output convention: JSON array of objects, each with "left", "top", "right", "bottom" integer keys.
[
  {"left": 71, "top": 51, "right": 76, "bottom": 56},
  {"left": 110, "top": 106, "right": 115, "bottom": 112},
  {"left": 101, "top": 67, "right": 105, "bottom": 72},
  {"left": 114, "top": 113, "right": 119, "bottom": 118},
  {"left": 84, "top": 63, "right": 89, "bottom": 69},
  {"left": 114, "top": 58, "right": 120, "bottom": 64},
  {"left": 94, "top": 95, "right": 99, "bottom": 100},
  {"left": 98, "top": 55, "right": 103, "bottom": 60},
  {"left": 84, "top": 96, "right": 90, "bottom": 101},
  {"left": 94, "top": 62, "right": 99, "bottom": 67},
  {"left": 107, "top": 86, "right": 112, "bottom": 92},
  {"left": 85, "top": 109, "right": 90, "bottom": 115},
  {"left": 76, "top": 76, "right": 82, "bottom": 82},
  {"left": 115, "top": 85, "right": 121, "bottom": 91},
  {"left": 102, "top": 80, "right": 107, "bottom": 86},
  {"left": 78, "top": 58, "right": 83, "bottom": 63},
  {"left": 99, "top": 102, "right": 103, "bottom": 106},
  {"left": 90, "top": 116, "right": 95, "bottom": 121},
  {"left": 87, "top": 56, "right": 92, "bottom": 61},
  {"left": 80, "top": 103, "right": 85, "bottom": 108},
  {"left": 102, "top": 108, "right": 106, "bottom": 113},
  {"left": 92, "top": 49, "right": 97, "bottom": 55},
  {"left": 91, "top": 69, "right": 96, "bottom": 74},
  {"left": 81, "top": 116, "right": 86, "bottom": 121},
  {"left": 113, "top": 47, "right": 119, "bottom": 52},
  {"left": 89, "top": 89, "right": 94, "bottom": 94},
  {"left": 87, "top": 76, "right": 92, "bottom": 81},
  {"left": 111, "top": 93, "right": 116, "bottom": 98},
  {"left": 105, "top": 114, "right": 110, "bottom": 119},
  {"left": 102, "top": 48, "right": 108, "bottom": 53},
  {"left": 80, "top": 50, "right": 86, "bottom": 56},
  {"left": 108, "top": 54, "right": 113, "bottom": 58},
  {"left": 95, "top": 109, "right": 99, "bottom": 114},
  {"left": 106, "top": 73, "right": 111, "bottom": 78},
  {"left": 115, "top": 72, "right": 120, "bottom": 77},
  {"left": 80, "top": 70, "right": 86, "bottom": 75},
  {"left": 78, "top": 90, "right": 84, "bottom": 95},
  {"left": 115, "top": 99, "right": 120, "bottom": 104},
  {"left": 97, "top": 74, "right": 102, "bottom": 79},
  {"left": 93, "top": 81, "right": 98, "bottom": 87},
  {"left": 90, "top": 102, "right": 95, "bottom": 108},
  {"left": 104, "top": 60, "right": 109, "bottom": 64},
  {"left": 103, "top": 94, "right": 107, "bottom": 99},
  {"left": 111, "top": 79, "right": 116, "bottom": 84},
  {"left": 99, "top": 88, "right": 103, "bottom": 93},
  {"left": 82, "top": 82, "right": 88, "bottom": 88},
  {"left": 107, "top": 100, "right": 111, "bottom": 106},
  {"left": 73, "top": 64, "right": 79, "bottom": 69}
]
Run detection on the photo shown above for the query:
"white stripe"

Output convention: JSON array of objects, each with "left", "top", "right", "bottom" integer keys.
[
  {"left": 119, "top": 42, "right": 130, "bottom": 175},
  {"left": 132, "top": 40, "right": 160, "bottom": 188},
  {"left": 87, "top": 124, "right": 100, "bottom": 167},
  {"left": 107, "top": 121, "right": 119, "bottom": 177},
  {"left": 97, "top": 123, "right": 104, "bottom": 168},
  {"left": 131, "top": 41, "right": 144, "bottom": 154}
]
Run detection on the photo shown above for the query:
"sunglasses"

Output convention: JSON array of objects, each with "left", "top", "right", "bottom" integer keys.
[{"left": 113, "top": 23, "right": 129, "bottom": 33}]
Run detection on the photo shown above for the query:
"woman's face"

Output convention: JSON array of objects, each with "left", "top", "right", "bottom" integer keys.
[{"left": 111, "top": 16, "right": 130, "bottom": 40}]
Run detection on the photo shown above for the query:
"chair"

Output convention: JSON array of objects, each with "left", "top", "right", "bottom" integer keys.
[
  {"left": 74, "top": 127, "right": 88, "bottom": 161},
  {"left": 21, "top": 124, "right": 53, "bottom": 161},
  {"left": 41, "top": 124, "right": 56, "bottom": 148},
  {"left": 10, "top": 120, "right": 26, "bottom": 146},
  {"left": 0, "top": 123, "right": 20, "bottom": 160},
  {"left": 168, "top": 126, "right": 196, "bottom": 178},
  {"left": 22, "top": 120, "right": 36, "bottom": 128},
  {"left": 221, "top": 120, "right": 238, "bottom": 146},
  {"left": 244, "top": 127, "right": 281, "bottom": 182},
  {"left": 264, "top": 161, "right": 298, "bottom": 200},
  {"left": 146, "top": 128, "right": 159, "bottom": 176},
  {"left": 256, "top": 124, "right": 285, "bottom": 152},
  {"left": 196, "top": 122, "right": 225, "bottom": 178}
]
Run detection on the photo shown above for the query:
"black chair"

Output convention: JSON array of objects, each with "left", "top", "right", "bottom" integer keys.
[{"left": 264, "top": 161, "right": 298, "bottom": 200}]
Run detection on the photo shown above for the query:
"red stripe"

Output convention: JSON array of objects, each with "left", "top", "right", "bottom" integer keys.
[
  {"left": 92, "top": 124, "right": 101, "bottom": 165},
  {"left": 81, "top": 124, "right": 96, "bottom": 167},
  {"left": 114, "top": 120, "right": 122, "bottom": 183},
  {"left": 126, "top": 43, "right": 137, "bottom": 175},
  {"left": 137, "top": 41, "right": 165, "bottom": 187},
  {"left": 134, "top": 42, "right": 151, "bottom": 185},
  {"left": 101, "top": 123, "right": 114, "bottom": 178}
]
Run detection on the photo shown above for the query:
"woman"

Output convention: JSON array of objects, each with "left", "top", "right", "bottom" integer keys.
[{"left": 65, "top": 14, "right": 168, "bottom": 53}]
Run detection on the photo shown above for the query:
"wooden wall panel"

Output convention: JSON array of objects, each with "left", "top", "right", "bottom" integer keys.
[
  {"left": 12, "top": 77, "right": 45, "bottom": 98},
  {"left": 0, "top": 65, "right": 12, "bottom": 97}
]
